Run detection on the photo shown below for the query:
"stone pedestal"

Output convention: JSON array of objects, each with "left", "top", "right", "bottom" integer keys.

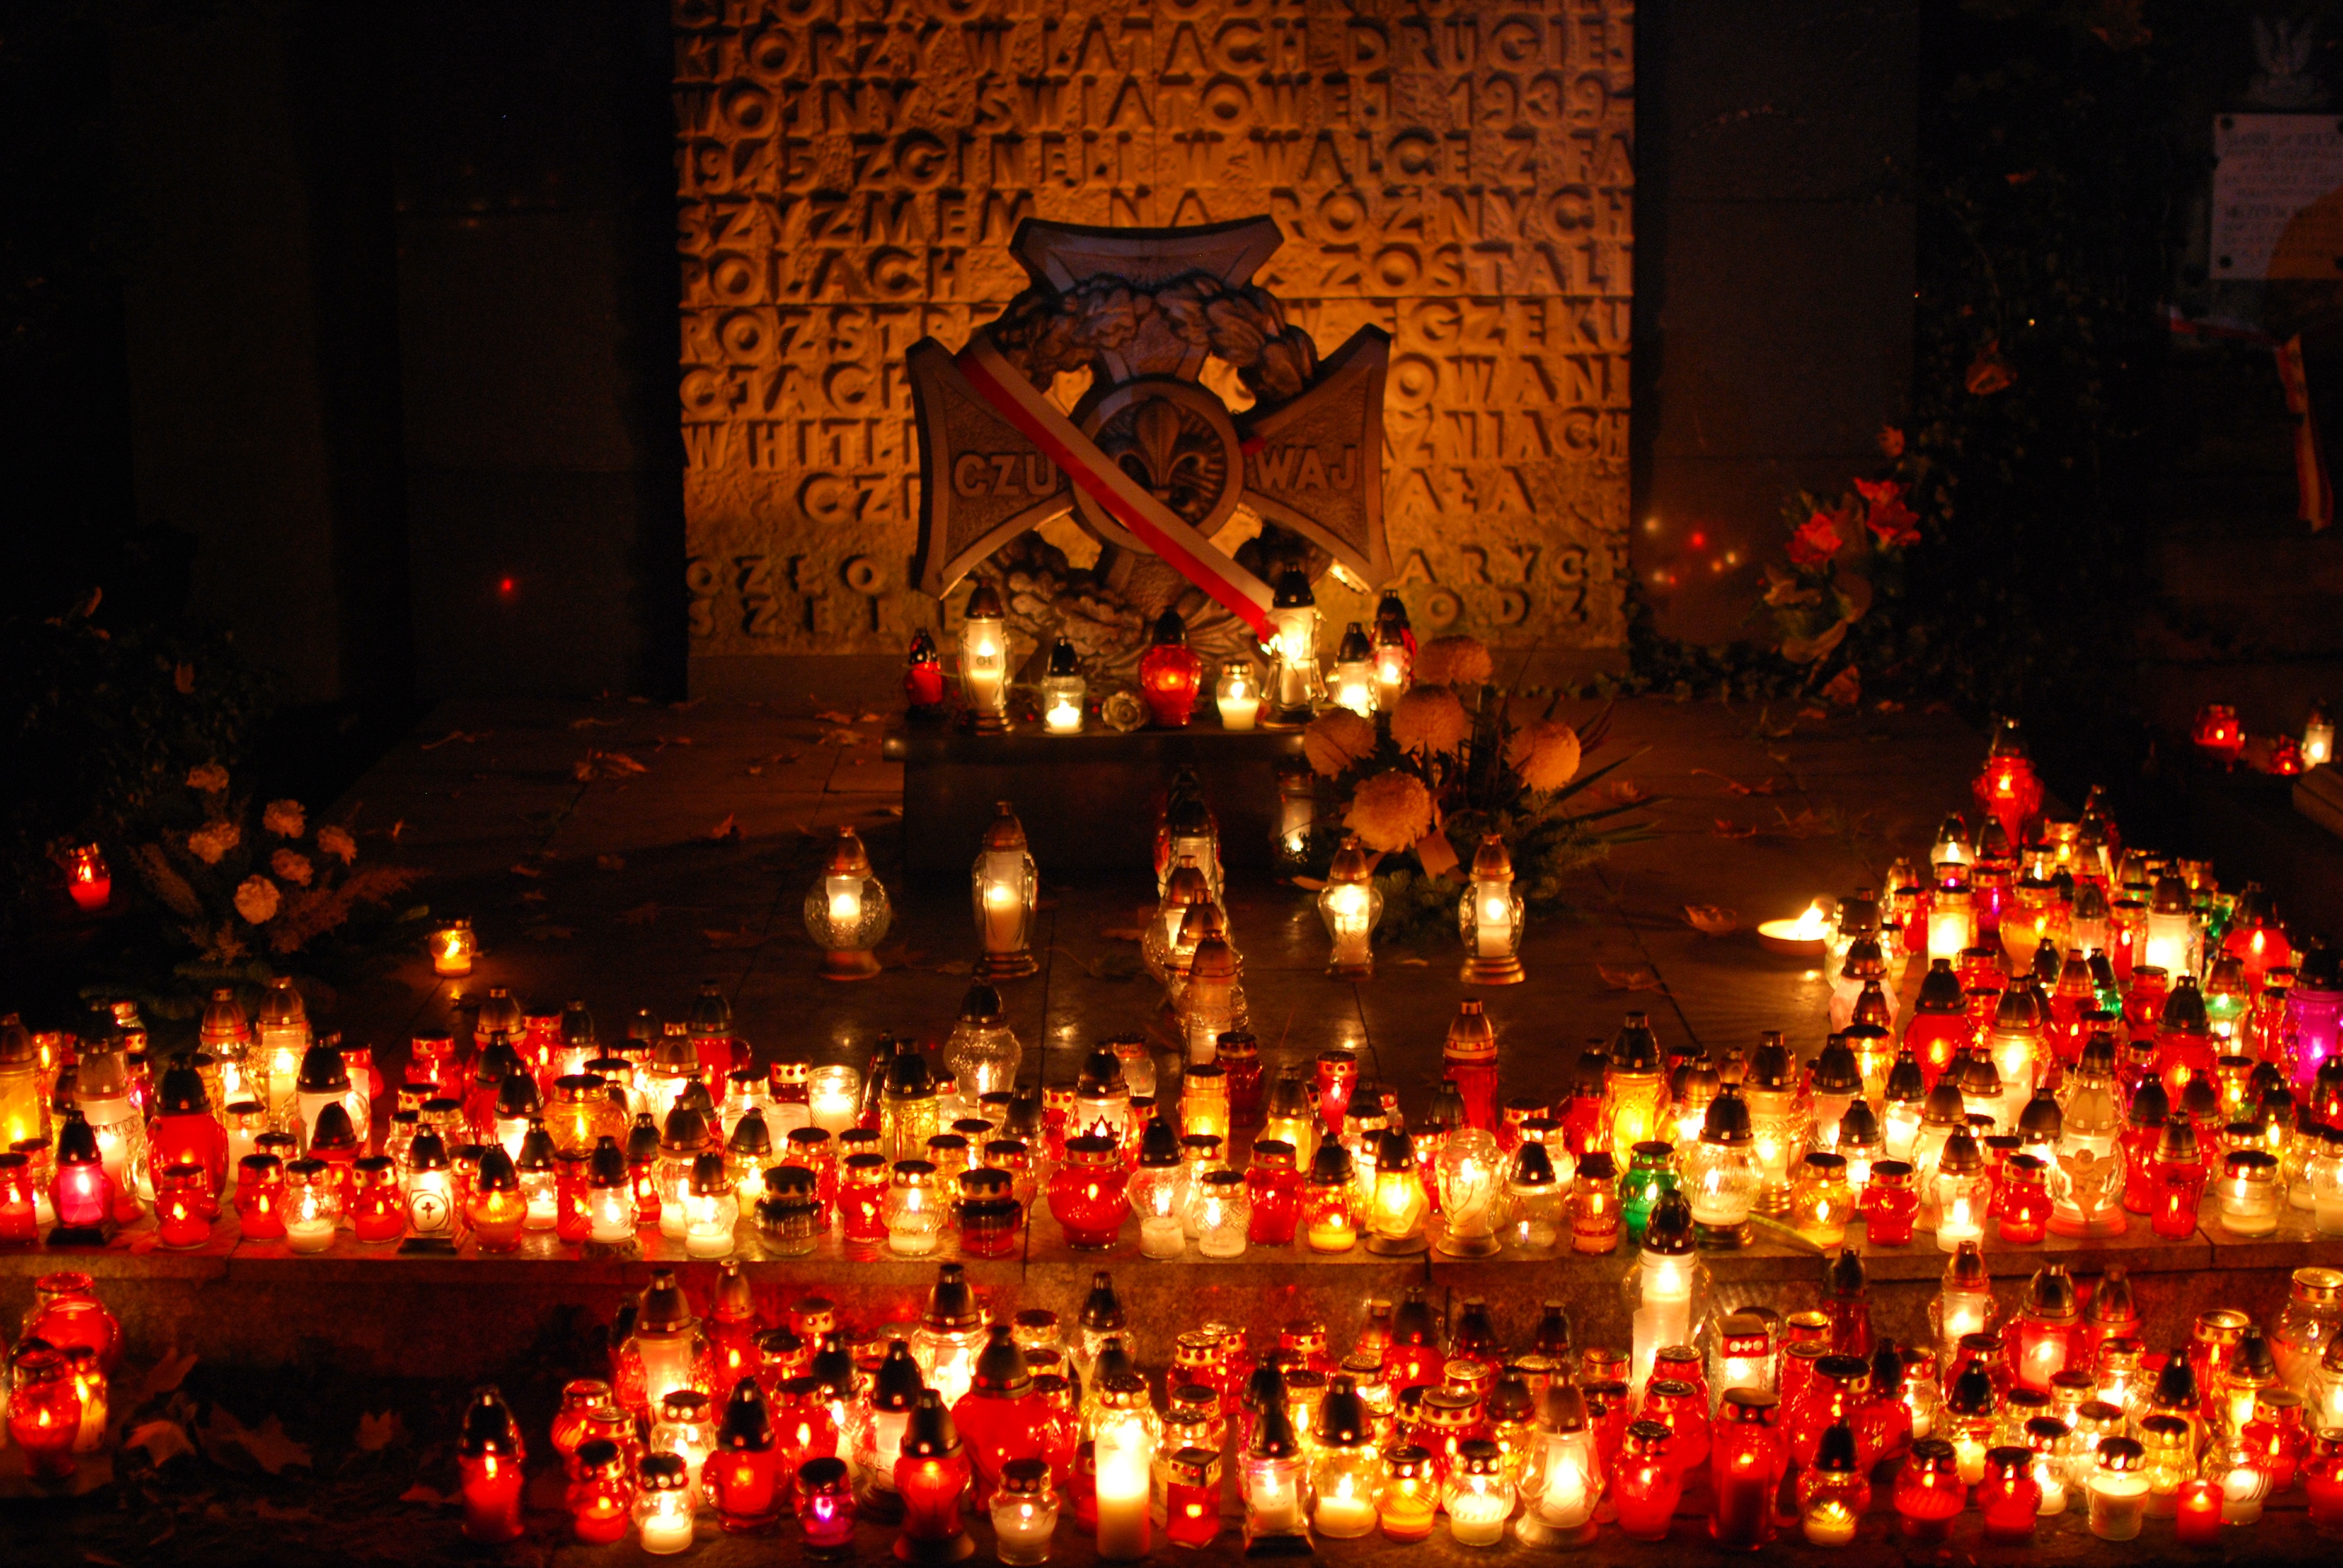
[{"left": 884, "top": 726, "right": 1305, "bottom": 878}]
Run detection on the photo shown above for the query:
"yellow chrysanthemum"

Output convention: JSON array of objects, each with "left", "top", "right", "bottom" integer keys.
[
  {"left": 271, "top": 849, "right": 314, "bottom": 887},
  {"left": 1507, "top": 720, "right": 1583, "bottom": 792},
  {"left": 1303, "top": 710, "right": 1377, "bottom": 778},
  {"left": 262, "top": 799, "right": 306, "bottom": 838},
  {"left": 1389, "top": 686, "right": 1470, "bottom": 757},
  {"left": 1413, "top": 635, "right": 1494, "bottom": 688},
  {"left": 186, "top": 762, "right": 229, "bottom": 793},
  {"left": 233, "top": 875, "right": 281, "bottom": 925},
  {"left": 187, "top": 821, "right": 241, "bottom": 866},
  {"left": 1345, "top": 770, "right": 1434, "bottom": 854},
  {"left": 315, "top": 825, "right": 357, "bottom": 864}
]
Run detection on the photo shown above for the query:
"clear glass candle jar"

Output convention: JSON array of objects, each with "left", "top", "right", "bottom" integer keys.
[
  {"left": 989, "top": 1455, "right": 1058, "bottom": 1565},
  {"left": 1442, "top": 1439, "right": 1515, "bottom": 1546},
  {"left": 2088, "top": 1436, "right": 2149, "bottom": 1540},
  {"left": 1302, "top": 1145, "right": 1358, "bottom": 1252},
  {"left": 1190, "top": 1169, "right": 1249, "bottom": 1257},
  {"left": 2218, "top": 1148, "right": 2282, "bottom": 1237}
]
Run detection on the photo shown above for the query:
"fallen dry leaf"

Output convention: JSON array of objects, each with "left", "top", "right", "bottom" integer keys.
[
  {"left": 198, "top": 1406, "right": 312, "bottom": 1475},
  {"left": 1875, "top": 699, "right": 1906, "bottom": 713},
  {"left": 1691, "top": 769, "right": 1783, "bottom": 797},
  {"left": 595, "top": 854, "right": 625, "bottom": 871},
  {"left": 704, "top": 926, "right": 765, "bottom": 949},
  {"left": 618, "top": 902, "right": 661, "bottom": 926},
  {"left": 857, "top": 710, "right": 886, "bottom": 723},
  {"left": 131, "top": 1349, "right": 198, "bottom": 1407},
  {"left": 814, "top": 709, "right": 855, "bottom": 725},
  {"left": 1771, "top": 806, "right": 1832, "bottom": 838},
  {"left": 355, "top": 1410, "right": 407, "bottom": 1452},
  {"left": 1599, "top": 964, "right": 1664, "bottom": 991},
  {"left": 821, "top": 727, "right": 867, "bottom": 746},
  {"left": 1712, "top": 818, "right": 1758, "bottom": 839},
  {"left": 710, "top": 813, "right": 739, "bottom": 840},
  {"left": 1797, "top": 705, "right": 1829, "bottom": 722},
  {"left": 399, "top": 1483, "right": 453, "bottom": 1507},
  {"left": 568, "top": 717, "right": 621, "bottom": 730},
  {"left": 1684, "top": 904, "right": 1740, "bottom": 936},
  {"left": 574, "top": 750, "right": 647, "bottom": 781},
  {"left": 124, "top": 1419, "right": 195, "bottom": 1467},
  {"left": 508, "top": 862, "right": 540, "bottom": 878},
  {"left": 1605, "top": 779, "right": 1649, "bottom": 805}
]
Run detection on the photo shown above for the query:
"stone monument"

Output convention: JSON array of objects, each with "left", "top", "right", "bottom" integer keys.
[{"left": 673, "top": 0, "right": 1635, "bottom": 691}]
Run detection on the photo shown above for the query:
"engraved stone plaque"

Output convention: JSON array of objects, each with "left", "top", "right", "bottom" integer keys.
[{"left": 674, "top": 0, "right": 1634, "bottom": 669}]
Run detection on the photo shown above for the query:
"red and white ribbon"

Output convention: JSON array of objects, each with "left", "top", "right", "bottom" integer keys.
[{"left": 955, "top": 332, "right": 1277, "bottom": 640}]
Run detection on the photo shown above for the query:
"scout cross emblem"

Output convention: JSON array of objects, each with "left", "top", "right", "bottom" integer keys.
[{"left": 908, "top": 215, "right": 1391, "bottom": 639}]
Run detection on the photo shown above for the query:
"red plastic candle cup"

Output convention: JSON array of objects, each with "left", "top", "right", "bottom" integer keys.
[
  {"left": 0, "top": 1151, "right": 38, "bottom": 1245},
  {"left": 1613, "top": 1420, "right": 1683, "bottom": 1541},
  {"left": 2176, "top": 1478, "right": 2222, "bottom": 1546},
  {"left": 156, "top": 1162, "right": 212, "bottom": 1249},
  {"left": 1894, "top": 1438, "right": 1966, "bottom": 1541},
  {"left": 1316, "top": 1051, "right": 1358, "bottom": 1129},
  {"left": 798, "top": 1455, "right": 856, "bottom": 1554},
  {"left": 566, "top": 1437, "right": 633, "bottom": 1544},
  {"left": 4, "top": 1344, "right": 82, "bottom": 1480},
  {"left": 456, "top": 1388, "right": 528, "bottom": 1543},
  {"left": 1979, "top": 1447, "right": 2040, "bottom": 1541}
]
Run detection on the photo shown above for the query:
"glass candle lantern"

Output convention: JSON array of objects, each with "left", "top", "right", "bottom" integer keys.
[
  {"left": 957, "top": 580, "right": 1011, "bottom": 731},
  {"left": 1933, "top": 1132, "right": 1990, "bottom": 1250},
  {"left": 796, "top": 1454, "right": 857, "bottom": 1557},
  {"left": 971, "top": 802, "right": 1039, "bottom": 981},
  {"left": 566, "top": 1437, "right": 634, "bottom": 1543},
  {"left": 1366, "top": 1130, "right": 1429, "bottom": 1255},
  {"left": 1214, "top": 656, "right": 1261, "bottom": 730},
  {"left": 883, "top": 1159, "right": 944, "bottom": 1257},
  {"left": 893, "top": 1391, "right": 975, "bottom": 1563},
  {"left": 2150, "top": 1117, "right": 2208, "bottom": 1239},
  {"left": 280, "top": 1155, "right": 340, "bottom": 1253},
  {"left": 1506, "top": 1142, "right": 1568, "bottom": 1253},
  {"left": 1329, "top": 621, "right": 1377, "bottom": 716},
  {"left": 2219, "top": 1148, "right": 2282, "bottom": 1236},
  {"left": 1190, "top": 1169, "right": 1249, "bottom": 1257},
  {"left": 956, "top": 1167, "right": 1023, "bottom": 1260},
  {"left": 991, "top": 1455, "right": 1058, "bottom": 1565},
  {"left": 1311, "top": 1379, "right": 1384, "bottom": 1540},
  {"left": 1035, "top": 633, "right": 1087, "bottom": 736},
  {"left": 1317, "top": 836, "right": 1382, "bottom": 979},
  {"left": 1683, "top": 1088, "right": 1760, "bottom": 1247},
  {"left": 1263, "top": 564, "right": 1323, "bottom": 725},
  {"left": 1443, "top": 1438, "right": 1515, "bottom": 1546},
  {"left": 2086, "top": 1436, "right": 2149, "bottom": 1540},
  {"left": 1458, "top": 835, "right": 1526, "bottom": 985},
  {"left": 804, "top": 826, "right": 891, "bottom": 981},
  {"left": 1241, "top": 1405, "right": 1312, "bottom": 1551}
]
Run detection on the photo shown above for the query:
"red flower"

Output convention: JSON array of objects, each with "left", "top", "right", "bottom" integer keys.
[
  {"left": 1853, "top": 478, "right": 1921, "bottom": 548},
  {"left": 1786, "top": 511, "right": 1844, "bottom": 569}
]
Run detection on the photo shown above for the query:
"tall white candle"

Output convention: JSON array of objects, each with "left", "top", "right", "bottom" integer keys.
[{"left": 1096, "top": 1426, "right": 1154, "bottom": 1561}]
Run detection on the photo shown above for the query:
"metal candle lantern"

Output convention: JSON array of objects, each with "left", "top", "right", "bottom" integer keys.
[
  {"left": 805, "top": 826, "right": 891, "bottom": 981},
  {"left": 1458, "top": 834, "right": 1526, "bottom": 984}
]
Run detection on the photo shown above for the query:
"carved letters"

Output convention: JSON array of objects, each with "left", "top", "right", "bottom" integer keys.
[{"left": 675, "top": 0, "right": 1633, "bottom": 661}]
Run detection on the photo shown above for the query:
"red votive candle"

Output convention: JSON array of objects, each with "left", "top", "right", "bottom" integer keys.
[
  {"left": 456, "top": 1387, "right": 527, "bottom": 1543},
  {"left": 797, "top": 1455, "right": 857, "bottom": 1555},
  {"left": 1979, "top": 1446, "right": 2040, "bottom": 1541},
  {"left": 1614, "top": 1420, "right": 1683, "bottom": 1541},
  {"left": 1894, "top": 1437, "right": 1965, "bottom": 1541},
  {"left": 2175, "top": 1478, "right": 2222, "bottom": 1546},
  {"left": 156, "top": 1162, "right": 211, "bottom": 1249},
  {"left": 567, "top": 1437, "right": 632, "bottom": 1543}
]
